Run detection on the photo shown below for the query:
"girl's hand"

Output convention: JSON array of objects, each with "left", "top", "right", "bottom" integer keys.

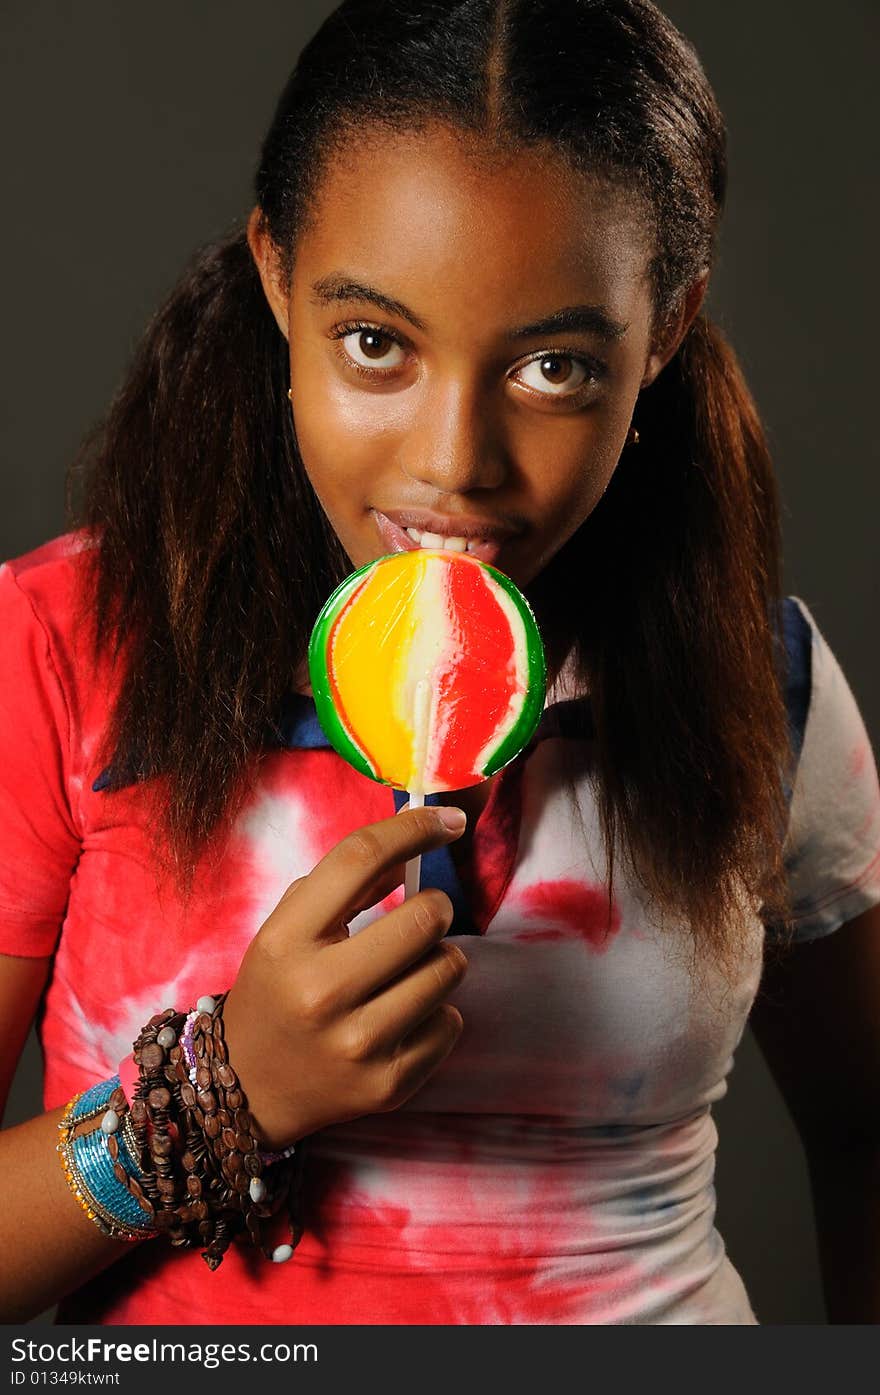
[{"left": 222, "top": 805, "right": 469, "bottom": 1149}]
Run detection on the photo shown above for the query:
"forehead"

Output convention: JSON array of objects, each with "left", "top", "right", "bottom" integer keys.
[{"left": 292, "top": 122, "right": 655, "bottom": 330}]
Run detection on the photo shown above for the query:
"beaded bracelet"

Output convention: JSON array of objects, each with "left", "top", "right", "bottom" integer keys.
[
  {"left": 59, "top": 996, "right": 305, "bottom": 1269},
  {"left": 123, "top": 992, "right": 305, "bottom": 1270},
  {"left": 56, "top": 1077, "right": 157, "bottom": 1243},
  {"left": 179, "top": 1008, "right": 295, "bottom": 1167}
]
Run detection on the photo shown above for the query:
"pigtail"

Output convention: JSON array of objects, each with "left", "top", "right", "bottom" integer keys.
[
  {"left": 73, "top": 230, "right": 348, "bottom": 877},
  {"left": 557, "top": 314, "right": 790, "bottom": 963}
]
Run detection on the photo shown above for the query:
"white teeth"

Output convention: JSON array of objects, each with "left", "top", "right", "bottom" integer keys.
[{"left": 404, "top": 525, "right": 489, "bottom": 552}]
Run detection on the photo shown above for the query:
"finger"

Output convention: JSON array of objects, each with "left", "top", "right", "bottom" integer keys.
[
  {"left": 352, "top": 940, "right": 468, "bottom": 1054},
  {"left": 380, "top": 1004, "right": 464, "bottom": 1108},
  {"left": 278, "top": 859, "right": 405, "bottom": 920},
  {"left": 324, "top": 886, "right": 456, "bottom": 1007},
  {"left": 278, "top": 806, "right": 466, "bottom": 945},
  {"left": 344, "top": 855, "right": 409, "bottom": 919}
]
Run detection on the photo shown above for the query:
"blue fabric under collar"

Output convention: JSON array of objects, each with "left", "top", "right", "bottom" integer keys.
[{"left": 389, "top": 787, "right": 475, "bottom": 933}]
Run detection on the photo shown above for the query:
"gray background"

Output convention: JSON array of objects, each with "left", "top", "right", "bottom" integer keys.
[{"left": 1, "top": 0, "right": 877, "bottom": 1324}]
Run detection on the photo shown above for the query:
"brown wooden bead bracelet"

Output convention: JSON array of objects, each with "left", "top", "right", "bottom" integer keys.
[{"left": 125, "top": 993, "right": 304, "bottom": 1270}]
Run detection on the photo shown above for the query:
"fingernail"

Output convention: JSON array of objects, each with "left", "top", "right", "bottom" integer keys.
[
  {"left": 437, "top": 806, "right": 467, "bottom": 831},
  {"left": 397, "top": 800, "right": 410, "bottom": 814}
]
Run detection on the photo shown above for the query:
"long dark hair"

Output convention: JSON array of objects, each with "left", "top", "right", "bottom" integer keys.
[{"left": 74, "top": 0, "right": 790, "bottom": 965}]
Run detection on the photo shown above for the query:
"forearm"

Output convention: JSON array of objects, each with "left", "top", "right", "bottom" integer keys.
[
  {"left": 806, "top": 1143, "right": 880, "bottom": 1324},
  {"left": 0, "top": 1107, "right": 152, "bottom": 1322}
]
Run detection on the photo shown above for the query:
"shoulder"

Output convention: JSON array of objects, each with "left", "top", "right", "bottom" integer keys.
[
  {"left": 0, "top": 531, "right": 107, "bottom": 748},
  {"left": 1, "top": 530, "right": 94, "bottom": 620},
  {"left": 773, "top": 596, "right": 880, "bottom": 941},
  {"left": 779, "top": 596, "right": 812, "bottom": 764},
  {"left": 782, "top": 595, "right": 867, "bottom": 768},
  {"left": 0, "top": 531, "right": 97, "bottom": 672},
  {"left": 779, "top": 595, "right": 869, "bottom": 775},
  {"left": 0, "top": 537, "right": 97, "bottom": 956}
]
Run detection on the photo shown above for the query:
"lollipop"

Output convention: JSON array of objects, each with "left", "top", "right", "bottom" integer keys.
[{"left": 308, "top": 548, "right": 546, "bottom": 895}]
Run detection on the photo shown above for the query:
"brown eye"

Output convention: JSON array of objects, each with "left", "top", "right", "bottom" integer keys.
[
  {"left": 358, "top": 329, "right": 391, "bottom": 359},
  {"left": 515, "top": 354, "right": 590, "bottom": 397},
  {"left": 341, "top": 327, "right": 406, "bottom": 370},
  {"left": 541, "top": 355, "right": 573, "bottom": 384}
]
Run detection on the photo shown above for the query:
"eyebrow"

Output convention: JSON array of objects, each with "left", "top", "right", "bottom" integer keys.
[
  {"left": 310, "top": 273, "right": 629, "bottom": 344},
  {"left": 311, "top": 275, "right": 428, "bottom": 331},
  {"left": 507, "top": 305, "right": 628, "bottom": 343}
]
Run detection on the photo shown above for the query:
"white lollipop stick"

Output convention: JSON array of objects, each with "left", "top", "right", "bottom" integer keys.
[
  {"left": 404, "top": 678, "right": 432, "bottom": 900},
  {"left": 404, "top": 790, "right": 425, "bottom": 899}
]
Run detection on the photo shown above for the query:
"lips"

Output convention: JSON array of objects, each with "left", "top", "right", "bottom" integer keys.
[{"left": 371, "top": 508, "right": 517, "bottom": 567}]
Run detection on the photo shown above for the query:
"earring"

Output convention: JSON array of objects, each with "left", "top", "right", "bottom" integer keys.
[
  {"left": 626, "top": 425, "right": 640, "bottom": 446},
  {"left": 287, "top": 387, "right": 293, "bottom": 402}
]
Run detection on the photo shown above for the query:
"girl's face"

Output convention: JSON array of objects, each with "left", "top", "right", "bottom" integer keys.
[{"left": 251, "top": 124, "right": 703, "bottom": 589}]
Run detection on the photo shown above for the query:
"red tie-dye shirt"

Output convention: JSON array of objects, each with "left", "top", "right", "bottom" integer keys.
[{"left": 1, "top": 534, "right": 878, "bottom": 1325}]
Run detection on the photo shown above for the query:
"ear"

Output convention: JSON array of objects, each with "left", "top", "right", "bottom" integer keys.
[
  {"left": 247, "top": 206, "right": 290, "bottom": 341},
  {"left": 640, "top": 271, "right": 710, "bottom": 388}
]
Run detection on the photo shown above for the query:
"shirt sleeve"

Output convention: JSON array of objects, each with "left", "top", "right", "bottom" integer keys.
[
  {"left": 767, "top": 597, "right": 880, "bottom": 943},
  {"left": 0, "top": 562, "right": 81, "bottom": 957}
]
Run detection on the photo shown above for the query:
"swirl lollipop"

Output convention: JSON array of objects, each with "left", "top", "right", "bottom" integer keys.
[{"left": 308, "top": 548, "right": 546, "bottom": 896}]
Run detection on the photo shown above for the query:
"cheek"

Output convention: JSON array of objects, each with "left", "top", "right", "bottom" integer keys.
[
  {"left": 290, "top": 349, "right": 407, "bottom": 486},
  {"left": 289, "top": 387, "right": 370, "bottom": 508},
  {"left": 517, "top": 412, "right": 624, "bottom": 522}
]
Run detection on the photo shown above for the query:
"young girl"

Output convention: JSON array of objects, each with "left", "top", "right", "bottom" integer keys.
[{"left": 1, "top": 0, "right": 878, "bottom": 1326}]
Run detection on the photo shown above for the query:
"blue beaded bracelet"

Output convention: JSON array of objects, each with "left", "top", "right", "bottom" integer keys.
[
  {"left": 70, "top": 1129, "right": 154, "bottom": 1233},
  {"left": 57, "top": 1075, "right": 156, "bottom": 1241}
]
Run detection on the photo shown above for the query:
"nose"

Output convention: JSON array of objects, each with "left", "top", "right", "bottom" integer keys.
[{"left": 399, "top": 378, "right": 508, "bottom": 494}]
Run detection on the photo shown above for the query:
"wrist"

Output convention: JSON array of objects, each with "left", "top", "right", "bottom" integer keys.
[{"left": 220, "top": 989, "right": 300, "bottom": 1155}]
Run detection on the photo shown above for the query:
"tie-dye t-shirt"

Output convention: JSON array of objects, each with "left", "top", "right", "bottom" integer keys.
[{"left": 1, "top": 534, "right": 878, "bottom": 1326}]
